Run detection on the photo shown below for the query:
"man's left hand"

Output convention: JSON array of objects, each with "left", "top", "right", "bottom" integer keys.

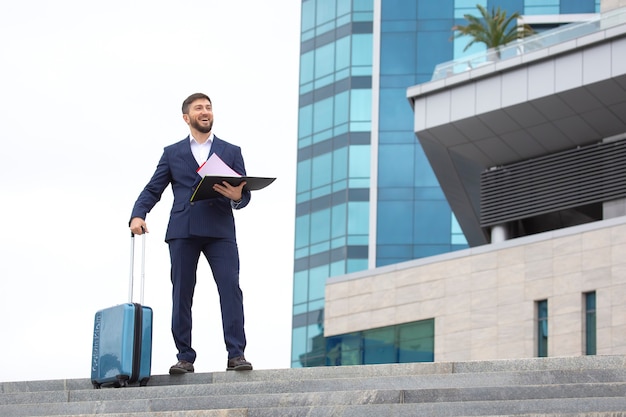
[{"left": 213, "top": 180, "right": 247, "bottom": 201}]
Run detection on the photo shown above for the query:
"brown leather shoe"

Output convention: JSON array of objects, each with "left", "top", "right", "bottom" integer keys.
[
  {"left": 227, "top": 356, "right": 252, "bottom": 371},
  {"left": 169, "top": 360, "right": 194, "bottom": 374}
]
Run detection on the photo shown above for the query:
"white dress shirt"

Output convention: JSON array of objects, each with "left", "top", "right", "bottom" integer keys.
[{"left": 190, "top": 132, "right": 213, "bottom": 166}]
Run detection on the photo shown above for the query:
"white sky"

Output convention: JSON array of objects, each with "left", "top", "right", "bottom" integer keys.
[{"left": 0, "top": 1, "right": 301, "bottom": 382}]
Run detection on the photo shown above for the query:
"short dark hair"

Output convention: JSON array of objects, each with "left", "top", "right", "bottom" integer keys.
[{"left": 182, "top": 93, "right": 211, "bottom": 114}]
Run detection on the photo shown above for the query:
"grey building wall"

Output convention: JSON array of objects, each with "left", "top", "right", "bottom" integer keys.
[
  {"left": 603, "top": 0, "right": 626, "bottom": 11},
  {"left": 325, "top": 216, "right": 626, "bottom": 360}
]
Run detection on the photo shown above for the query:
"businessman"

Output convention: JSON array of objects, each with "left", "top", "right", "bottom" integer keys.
[{"left": 129, "top": 92, "right": 252, "bottom": 373}]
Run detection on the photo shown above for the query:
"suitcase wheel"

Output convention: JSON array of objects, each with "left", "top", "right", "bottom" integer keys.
[{"left": 116, "top": 375, "right": 129, "bottom": 388}]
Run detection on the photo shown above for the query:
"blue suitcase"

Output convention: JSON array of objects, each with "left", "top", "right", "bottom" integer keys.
[{"left": 91, "top": 233, "right": 153, "bottom": 388}]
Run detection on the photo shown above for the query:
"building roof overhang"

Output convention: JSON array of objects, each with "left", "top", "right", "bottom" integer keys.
[{"left": 407, "top": 22, "right": 626, "bottom": 246}]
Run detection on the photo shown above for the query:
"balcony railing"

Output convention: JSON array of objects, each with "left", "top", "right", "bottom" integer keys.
[{"left": 431, "top": 6, "right": 626, "bottom": 81}]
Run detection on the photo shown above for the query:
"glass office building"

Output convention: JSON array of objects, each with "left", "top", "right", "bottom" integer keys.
[{"left": 292, "top": 0, "right": 600, "bottom": 368}]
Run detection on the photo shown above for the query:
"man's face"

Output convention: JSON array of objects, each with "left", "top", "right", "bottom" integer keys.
[{"left": 184, "top": 99, "right": 213, "bottom": 133}]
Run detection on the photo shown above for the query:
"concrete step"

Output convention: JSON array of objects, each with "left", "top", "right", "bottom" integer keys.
[
  {"left": 3, "top": 354, "right": 624, "bottom": 393},
  {"left": 240, "top": 400, "right": 626, "bottom": 417},
  {"left": 3, "top": 375, "right": 626, "bottom": 406},
  {"left": 1, "top": 355, "right": 624, "bottom": 417},
  {"left": 43, "top": 413, "right": 626, "bottom": 417},
  {"left": 52, "top": 413, "right": 246, "bottom": 417},
  {"left": 30, "top": 413, "right": 626, "bottom": 417},
  {"left": 9, "top": 396, "right": 626, "bottom": 417}
]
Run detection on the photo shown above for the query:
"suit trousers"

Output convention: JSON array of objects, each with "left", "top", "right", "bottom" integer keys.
[{"left": 168, "top": 236, "right": 246, "bottom": 363}]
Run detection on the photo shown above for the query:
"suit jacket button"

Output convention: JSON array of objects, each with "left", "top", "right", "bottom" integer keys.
[{"left": 191, "top": 202, "right": 195, "bottom": 206}]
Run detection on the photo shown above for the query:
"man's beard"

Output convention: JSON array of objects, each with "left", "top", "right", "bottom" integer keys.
[{"left": 190, "top": 118, "right": 213, "bottom": 133}]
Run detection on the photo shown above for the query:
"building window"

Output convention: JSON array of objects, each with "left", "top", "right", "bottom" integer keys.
[
  {"left": 537, "top": 300, "right": 548, "bottom": 357},
  {"left": 584, "top": 291, "right": 597, "bottom": 355},
  {"left": 324, "top": 318, "right": 434, "bottom": 366}
]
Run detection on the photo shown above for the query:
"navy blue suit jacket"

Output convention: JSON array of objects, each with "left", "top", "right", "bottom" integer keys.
[{"left": 130, "top": 136, "right": 250, "bottom": 242}]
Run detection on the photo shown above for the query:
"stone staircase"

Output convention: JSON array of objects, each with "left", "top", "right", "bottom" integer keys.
[{"left": 1, "top": 355, "right": 626, "bottom": 417}]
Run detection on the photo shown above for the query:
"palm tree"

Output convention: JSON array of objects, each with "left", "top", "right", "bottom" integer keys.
[{"left": 452, "top": 4, "right": 535, "bottom": 59}]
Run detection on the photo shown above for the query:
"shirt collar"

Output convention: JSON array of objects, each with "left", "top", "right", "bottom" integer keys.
[{"left": 189, "top": 132, "right": 213, "bottom": 145}]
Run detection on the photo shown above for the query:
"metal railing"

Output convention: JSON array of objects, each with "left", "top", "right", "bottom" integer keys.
[{"left": 431, "top": 7, "right": 626, "bottom": 81}]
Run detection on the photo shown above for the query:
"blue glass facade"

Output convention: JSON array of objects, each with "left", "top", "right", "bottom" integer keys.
[
  {"left": 378, "top": 0, "right": 468, "bottom": 267},
  {"left": 292, "top": 0, "right": 599, "bottom": 368},
  {"left": 293, "top": 0, "right": 375, "bottom": 368}
]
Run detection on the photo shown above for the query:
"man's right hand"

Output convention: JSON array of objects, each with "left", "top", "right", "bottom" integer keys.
[{"left": 130, "top": 217, "right": 148, "bottom": 235}]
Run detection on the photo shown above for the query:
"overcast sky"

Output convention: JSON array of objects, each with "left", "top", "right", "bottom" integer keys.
[{"left": 0, "top": 1, "right": 301, "bottom": 382}]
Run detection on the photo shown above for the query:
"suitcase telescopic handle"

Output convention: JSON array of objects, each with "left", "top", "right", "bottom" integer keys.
[{"left": 129, "top": 230, "right": 146, "bottom": 305}]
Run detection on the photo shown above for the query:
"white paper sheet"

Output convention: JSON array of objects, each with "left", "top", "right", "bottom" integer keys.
[{"left": 196, "top": 153, "right": 241, "bottom": 177}]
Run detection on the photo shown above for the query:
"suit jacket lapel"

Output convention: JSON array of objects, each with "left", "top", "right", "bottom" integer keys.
[
  {"left": 209, "top": 136, "right": 225, "bottom": 159},
  {"left": 178, "top": 136, "right": 200, "bottom": 172}
]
